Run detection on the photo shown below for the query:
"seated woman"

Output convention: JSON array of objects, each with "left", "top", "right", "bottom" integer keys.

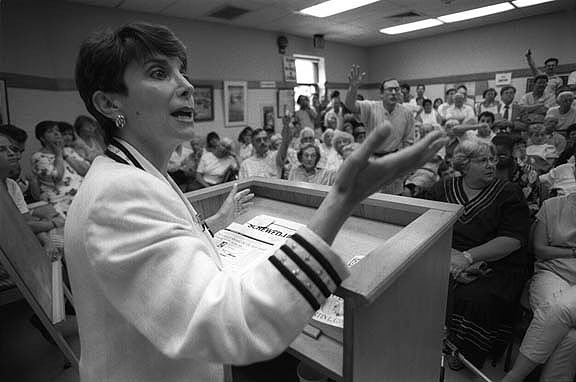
[
  {"left": 31, "top": 121, "right": 84, "bottom": 217},
  {"left": 167, "top": 143, "right": 196, "bottom": 192},
  {"left": 425, "top": 139, "right": 531, "bottom": 369},
  {"left": 503, "top": 194, "right": 576, "bottom": 382},
  {"left": 325, "top": 130, "right": 353, "bottom": 173},
  {"left": 417, "top": 99, "right": 441, "bottom": 127},
  {"left": 286, "top": 127, "right": 317, "bottom": 177},
  {"left": 288, "top": 143, "right": 335, "bottom": 186},
  {"left": 58, "top": 121, "right": 91, "bottom": 176},
  {"left": 195, "top": 137, "right": 239, "bottom": 187},
  {"left": 205, "top": 131, "right": 220, "bottom": 154},
  {"left": 236, "top": 126, "right": 253, "bottom": 163},
  {"left": 318, "top": 128, "right": 334, "bottom": 168},
  {"left": 73, "top": 115, "right": 105, "bottom": 162}
]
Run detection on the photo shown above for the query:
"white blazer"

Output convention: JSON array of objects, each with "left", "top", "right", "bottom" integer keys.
[{"left": 64, "top": 139, "right": 348, "bottom": 382}]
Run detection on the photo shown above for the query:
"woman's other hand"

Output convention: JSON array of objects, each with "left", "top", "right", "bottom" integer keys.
[
  {"left": 213, "top": 183, "right": 255, "bottom": 229},
  {"left": 450, "top": 249, "right": 472, "bottom": 278}
]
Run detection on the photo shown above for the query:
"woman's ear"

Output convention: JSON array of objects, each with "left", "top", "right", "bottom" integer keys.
[{"left": 92, "top": 91, "right": 122, "bottom": 120}]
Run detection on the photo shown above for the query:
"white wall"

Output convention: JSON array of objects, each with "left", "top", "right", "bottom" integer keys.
[{"left": 366, "top": 10, "right": 576, "bottom": 82}]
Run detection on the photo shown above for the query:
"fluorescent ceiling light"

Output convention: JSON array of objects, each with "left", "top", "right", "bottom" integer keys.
[
  {"left": 300, "top": 0, "right": 380, "bottom": 18},
  {"left": 512, "top": 0, "right": 556, "bottom": 7},
  {"left": 380, "top": 19, "right": 443, "bottom": 35},
  {"left": 438, "top": 2, "right": 514, "bottom": 23}
]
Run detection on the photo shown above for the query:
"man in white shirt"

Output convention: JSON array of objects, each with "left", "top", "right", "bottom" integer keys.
[
  {"left": 546, "top": 91, "right": 576, "bottom": 134},
  {"left": 444, "top": 93, "right": 476, "bottom": 125},
  {"left": 520, "top": 74, "right": 557, "bottom": 108},
  {"left": 344, "top": 65, "right": 415, "bottom": 194},
  {"left": 438, "top": 88, "right": 457, "bottom": 121},
  {"left": 525, "top": 50, "right": 563, "bottom": 98},
  {"left": 239, "top": 121, "right": 290, "bottom": 179}
]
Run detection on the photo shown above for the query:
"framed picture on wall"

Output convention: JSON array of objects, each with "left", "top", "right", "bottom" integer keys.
[
  {"left": 277, "top": 88, "right": 295, "bottom": 118},
  {"left": 261, "top": 105, "right": 275, "bottom": 130},
  {"left": 193, "top": 85, "right": 214, "bottom": 122},
  {"left": 223, "top": 81, "right": 247, "bottom": 127},
  {"left": 0, "top": 79, "right": 9, "bottom": 124}
]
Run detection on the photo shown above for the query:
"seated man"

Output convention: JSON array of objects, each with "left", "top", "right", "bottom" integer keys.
[
  {"left": 0, "top": 124, "right": 37, "bottom": 203},
  {"left": 444, "top": 93, "right": 476, "bottom": 125},
  {"left": 520, "top": 74, "right": 556, "bottom": 108},
  {"left": 526, "top": 124, "right": 558, "bottom": 174},
  {"left": 525, "top": 50, "right": 564, "bottom": 99},
  {"left": 239, "top": 117, "right": 290, "bottom": 179}
]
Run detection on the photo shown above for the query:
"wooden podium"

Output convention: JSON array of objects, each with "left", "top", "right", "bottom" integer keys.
[{"left": 188, "top": 178, "right": 462, "bottom": 382}]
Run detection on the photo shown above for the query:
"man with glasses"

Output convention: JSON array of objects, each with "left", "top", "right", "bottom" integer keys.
[
  {"left": 239, "top": 117, "right": 291, "bottom": 180},
  {"left": 344, "top": 65, "right": 415, "bottom": 194},
  {"left": 0, "top": 124, "right": 37, "bottom": 202}
]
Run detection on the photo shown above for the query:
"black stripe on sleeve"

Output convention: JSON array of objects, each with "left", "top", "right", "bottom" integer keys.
[
  {"left": 291, "top": 234, "right": 342, "bottom": 286},
  {"left": 280, "top": 245, "right": 331, "bottom": 298},
  {"left": 268, "top": 256, "right": 320, "bottom": 311}
]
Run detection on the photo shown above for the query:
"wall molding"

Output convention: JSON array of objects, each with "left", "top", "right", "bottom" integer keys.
[{"left": 3, "top": 62, "right": 575, "bottom": 92}]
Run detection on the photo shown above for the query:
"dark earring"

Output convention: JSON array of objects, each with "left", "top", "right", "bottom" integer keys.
[{"left": 115, "top": 114, "right": 126, "bottom": 129}]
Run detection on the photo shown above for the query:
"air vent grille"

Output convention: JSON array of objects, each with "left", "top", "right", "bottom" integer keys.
[{"left": 207, "top": 6, "right": 251, "bottom": 20}]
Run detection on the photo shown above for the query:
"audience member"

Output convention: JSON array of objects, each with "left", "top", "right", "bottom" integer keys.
[
  {"left": 0, "top": 123, "right": 37, "bottom": 202},
  {"left": 167, "top": 143, "right": 196, "bottom": 191},
  {"left": 318, "top": 128, "right": 334, "bottom": 168},
  {"left": 498, "top": 86, "right": 547, "bottom": 133},
  {"left": 239, "top": 117, "right": 290, "bottom": 179},
  {"left": 400, "top": 83, "right": 420, "bottom": 115},
  {"left": 520, "top": 74, "right": 556, "bottom": 108},
  {"left": 236, "top": 126, "right": 254, "bottom": 162},
  {"left": 525, "top": 50, "right": 563, "bottom": 99},
  {"left": 456, "top": 84, "right": 475, "bottom": 108},
  {"left": 503, "top": 194, "right": 576, "bottom": 382},
  {"left": 73, "top": 115, "right": 105, "bottom": 162},
  {"left": 439, "top": 88, "right": 457, "bottom": 121},
  {"left": 539, "top": 163, "right": 576, "bottom": 197},
  {"left": 344, "top": 65, "right": 415, "bottom": 194},
  {"left": 57, "top": 121, "right": 91, "bottom": 176},
  {"left": 31, "top": 121, "right": 84, "bottom": 217},
  {"left": 493, "top": 134, "right": 541, "bottom": 217},
  {"left": 196, "top": 137, "right": 239, "bottom": 187},
  {"left": 288, "top": 143, "right": 335, "bottom": 186},
  {"left": 433, "top": 97, "right": 444, "bottom": 111},
  {"left": 269, "top": 133, "right": 282, "bottom": 151},
  {"left": 324, "top": 130, "right": 353, "bottom": 173},
  {"left": 415, "top": 83, "right": 426, "bottom": 102},
  {"left": 526, "top": 124, "right": 558, "bottom": 173},
  {"left": 444, "top": 93, "right": 476, "bottom": 125},
  {"left": 543, "top": 116, "right": 566, "bottom": 155},
  {"left": 353, "top": 124, "right": 366, "bottom": 144},
  {"left": 477, "top": 88, "right": 501, "bottom": 116},
  {"left": 294, "top": 95, "right": 317, "bottom": 131},
  {"left": 426, "top": 139, "right": 530, "bottom": 370},
  {"left": 205, "top": 131, "right": 220, "bottom": 153},
  {"left": 467, "top": 111, "right": 496, "bottom": 143},
  {"left": 545, "top": 91, "right": 576, "bottom": 135},
  {"left": 323, "top": 91, "right": 344, "bottom": 131},
  {"left": 417, "top": 99, "right": 441, "bottom": 127},
  {"left": 555, "top": 123, "right": 576, "bottom": 165}
]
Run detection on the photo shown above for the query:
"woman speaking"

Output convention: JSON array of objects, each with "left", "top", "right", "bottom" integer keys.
[{"left": 67, "top": 22, "right": 447, "bottom": 382}]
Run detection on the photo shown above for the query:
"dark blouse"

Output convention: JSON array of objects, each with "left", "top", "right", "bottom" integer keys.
[{"left": 427, "top": 177, "right": 531, "bottom": 271}]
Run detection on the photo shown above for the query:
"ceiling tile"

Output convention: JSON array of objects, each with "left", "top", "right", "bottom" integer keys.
[{"left": 120, "top": 0, "right": 176, "bottom": 13}]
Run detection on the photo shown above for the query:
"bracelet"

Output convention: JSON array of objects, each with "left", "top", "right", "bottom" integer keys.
[{"left": 462, "top": 251, "right": 474, "bottom": 264}]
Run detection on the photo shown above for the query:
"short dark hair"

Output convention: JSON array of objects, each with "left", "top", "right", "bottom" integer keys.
[
  {"left": 238, "top": 126, "right": 253, "bottom": 143},
  {"left": 482, "top": 88, "right": 496, "bottom": 98},
  {"left": 58, "top": 121, "right": 75, "bottom": 135},
  {"left": 433, "top": 98, "right": 443, "bottom": 106},
  {"left": 297, "top": 95, "right": 308, "bottom": 106},
  {"left": 297, "top": 143, "right": 321, "bottom": 166},
  {"left": 0, "top": 124, "right": 28, "bottom": 143},
  {"left": 400, "top": 83, "right": 410, "bottom": 91},
  {"left": 330, "top": 90, "right": 340, "bottom": 99},
  {"left": 544, "top": 57, "right": 559, "bottom": 65},
  {"left": 478, "top": 111, "right": 495, "bottom": 124},
  {"left": 445, "top": 88, "right": 456, "bottom": 96},
  {"left": 206, "top": 132, "right": 220, "bottom": 148},
  {"left": 379, "top": 78, "right": 398, "bottom": 93},
  {"left": 534, "top": 74, "right": 549, "bottom": 83},
  {"left": 35, "top": 120, "right": 59, "bottom": 145},
  {"left": 422, "top": 98, "right": 432, "bottom": 107},
  {"left": 416, "top": 83, "right": 425, "bottom": 90},
  {"left": 75, "top": 22, "right": 187, "bottom": 145},
  {"left": 512, "top": 136, "right": 527, "bottom": 146},
  {"left": 500, "top": 85, "right": 516, "bottom": 96},
  {"left": 457, "top": 85, "right": 467, "bottom": 92},
  {"left": 492, "top": 134, "right": 514, "bottom": 151}
]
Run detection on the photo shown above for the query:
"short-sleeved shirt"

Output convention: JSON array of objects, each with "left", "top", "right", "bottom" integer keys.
[
  {"left": 288, "top": 165, "right": 335, "bottom": 186},
  {"left": 6, "top": 178, "right": 29, "bottom": 214},
  {"left": 520, "top": 92, "right": 557, "bottom": 108},
  {"left": 239, "top": 151, "right": 280, "bottom": 179},
  {"left": 356, "top": 101, "right": 414, "bottom": 154},
  {"left": 535, "top": 195, "right": 576, "bottom": 284},
  {"left": 444, "top": 104, "right": 476, "bottom": 124},
  {"left": 196, "top": 151, "right": 237, "bottom": 186},
  {"left": 546, "top": 106, "right": 576, "bottom": 133}
]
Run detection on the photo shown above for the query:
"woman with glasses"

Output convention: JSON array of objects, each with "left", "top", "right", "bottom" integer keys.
[{"left": 426, "top": 139, "right": 531, "bottom": 370}]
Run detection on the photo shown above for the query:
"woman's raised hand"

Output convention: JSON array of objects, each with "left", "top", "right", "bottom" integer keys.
[{"left": 333, "top": 121, "right": 447, "bottom": 208}]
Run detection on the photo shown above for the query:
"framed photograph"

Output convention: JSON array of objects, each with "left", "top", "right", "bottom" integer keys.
[
  {"left": 283, "top": 56, "right": 297, "bottom": 83},
  {"left": 193, "top": 85, "right": 214, "bottom": 122},
  {"left": 277, "top": 88, "right": 295, "bottom": 118},
  {"left": 261, "top": 105, "right": 275, "bottom": 130},
  {"left": 0, "top": 79, "right": 9, "bottom": 124},
  {"left": 223, "top": 81, "right": 248, "bottom": 127}
]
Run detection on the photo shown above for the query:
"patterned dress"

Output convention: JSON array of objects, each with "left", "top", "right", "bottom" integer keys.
[
  {"left": 31, "top": 148, "right": 84, "bottom": 217},
  {"left": 427, "top": 177, "right": 530, "bottom": 368}
]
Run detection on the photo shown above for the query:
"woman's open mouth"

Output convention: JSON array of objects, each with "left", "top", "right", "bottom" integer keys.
[{"left": 171, "top": 107, "right": 194, "bottom": 122}]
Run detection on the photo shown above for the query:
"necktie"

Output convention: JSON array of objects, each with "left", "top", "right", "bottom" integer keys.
[{"left": 503, "top": 105, "right": 510, "bottom": 121}]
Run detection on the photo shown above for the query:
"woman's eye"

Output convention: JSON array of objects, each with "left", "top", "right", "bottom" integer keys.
[{"left": 150, "top": 68, "right": 168, "bottom": 79}]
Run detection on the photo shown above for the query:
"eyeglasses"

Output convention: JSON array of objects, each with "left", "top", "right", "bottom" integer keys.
[
  {"left": 383, "top": 87, "right": 401, "bottom": 93},
  {"left": 470, "top": 156, "right": 499, "bottom": 166}
]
